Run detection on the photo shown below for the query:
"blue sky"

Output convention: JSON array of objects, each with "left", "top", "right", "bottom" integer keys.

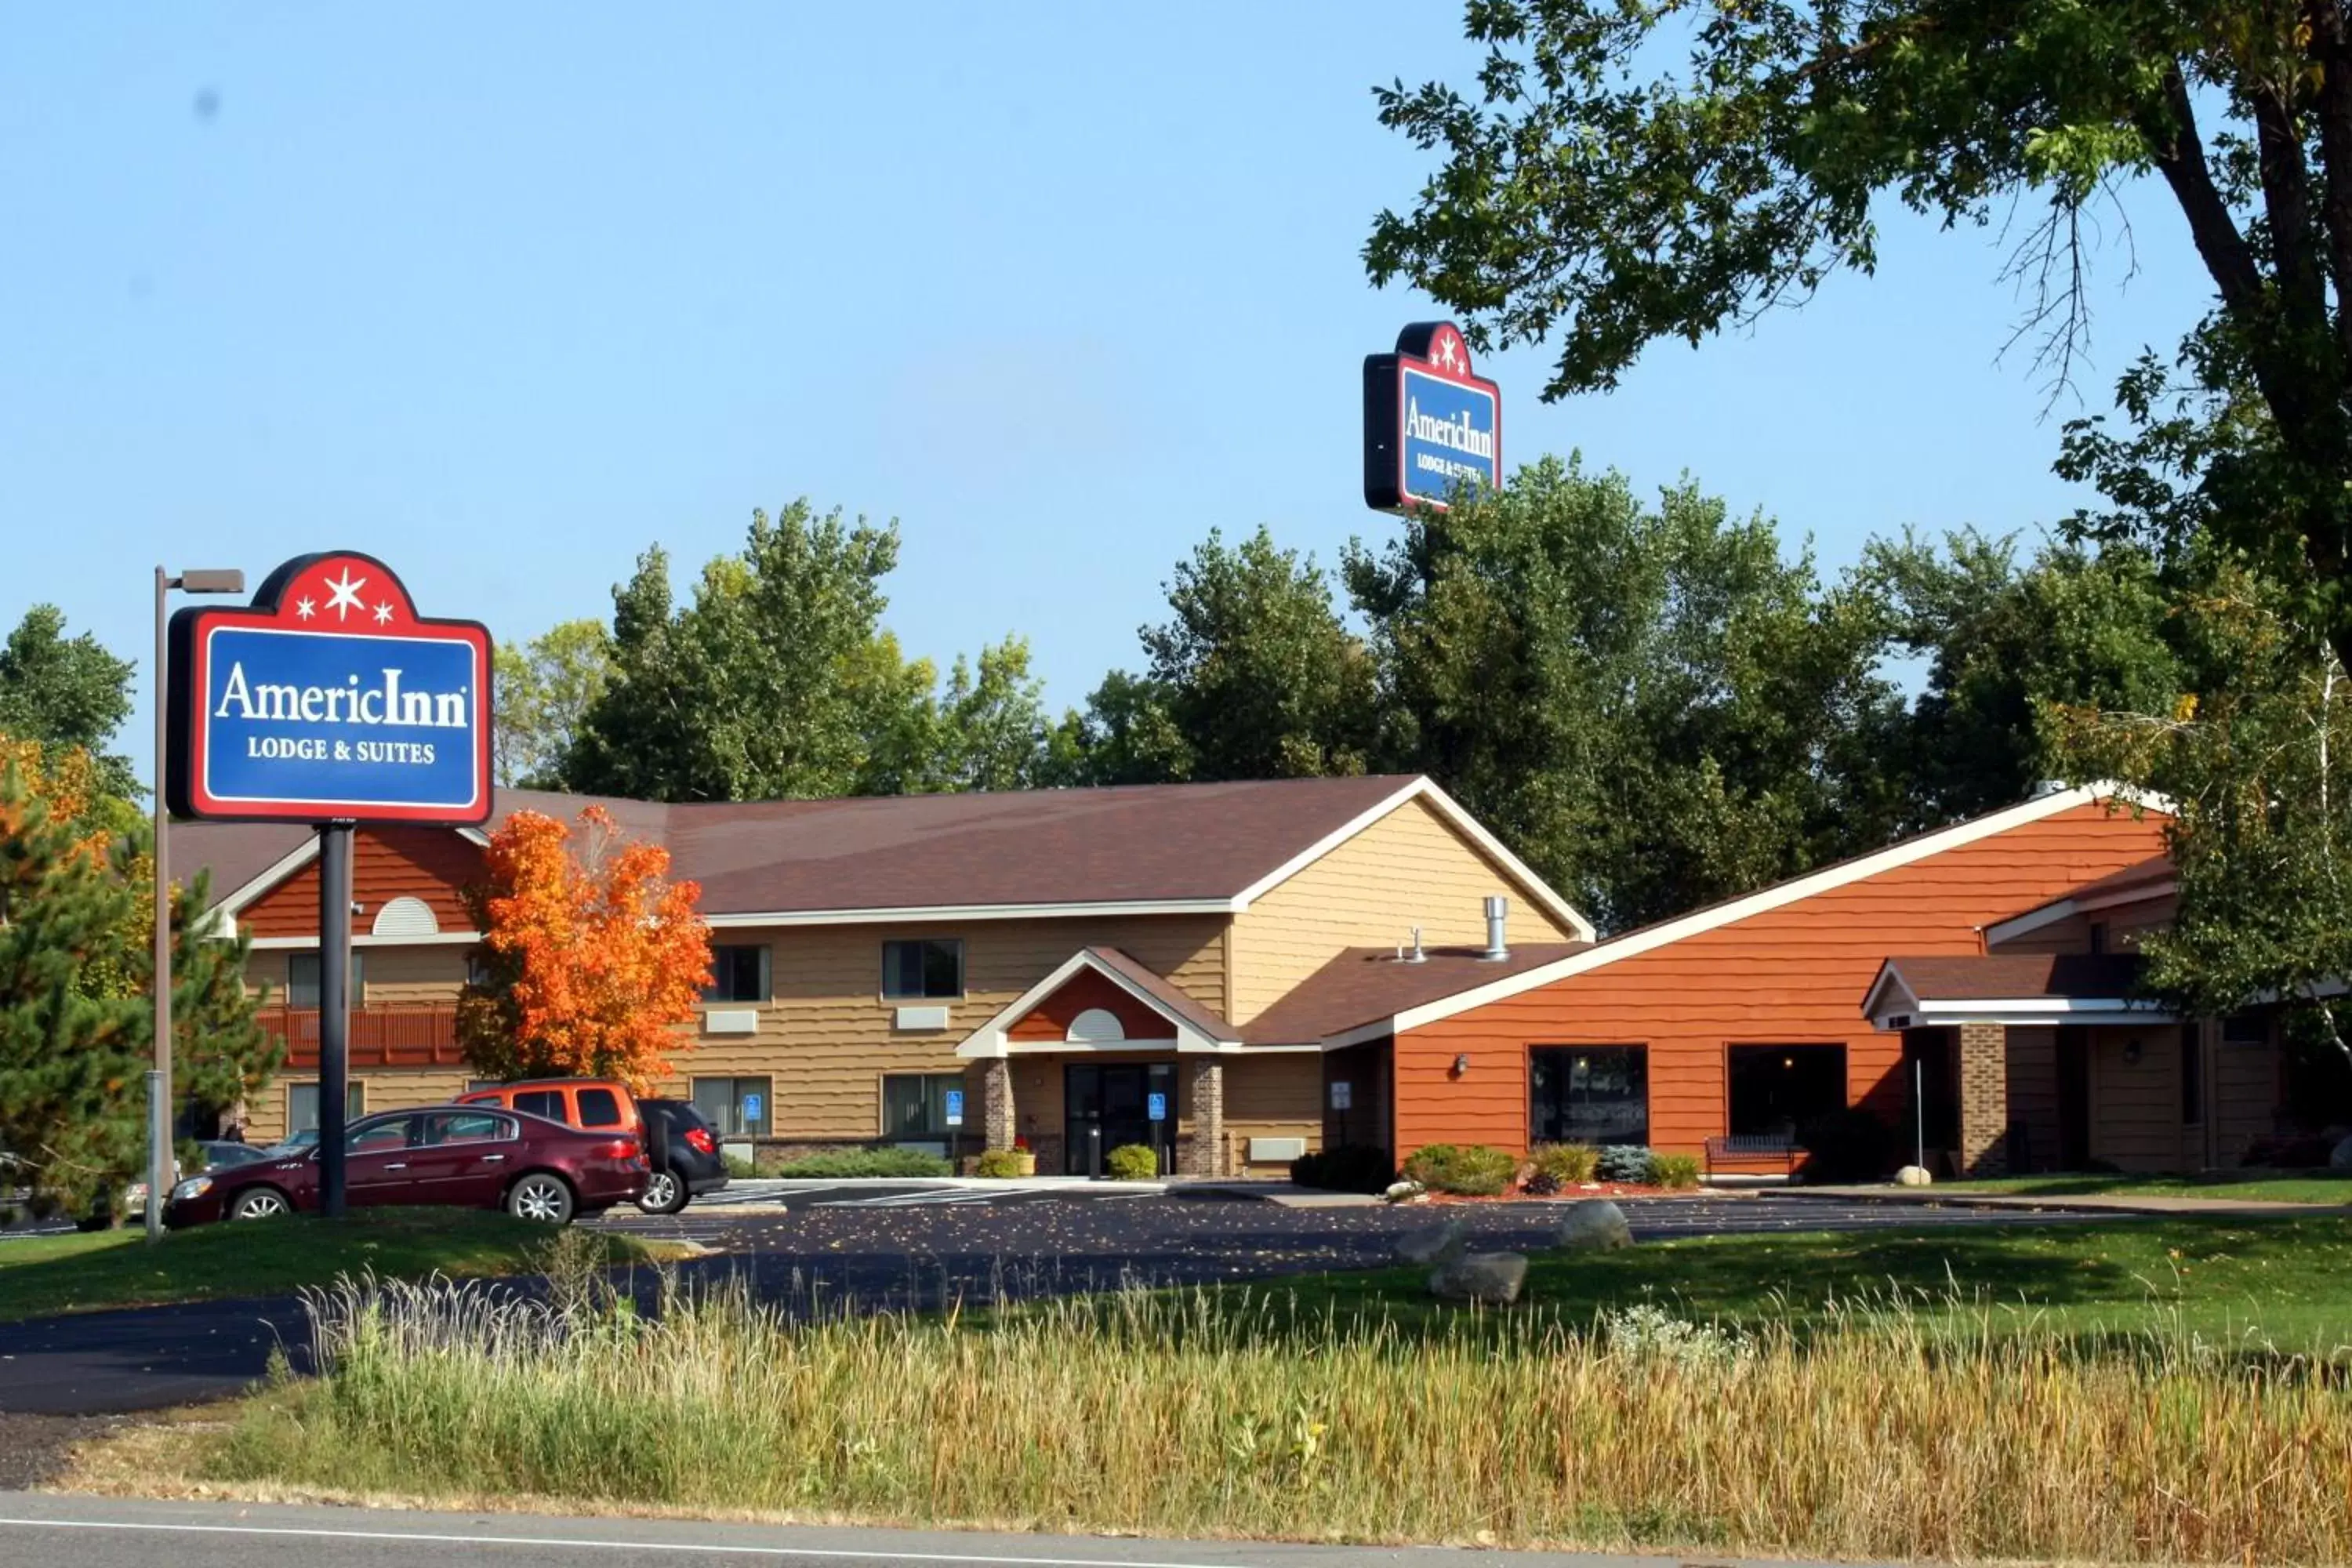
[{"left": 2, "top": 4, "right": 2219, "bottom": 781}]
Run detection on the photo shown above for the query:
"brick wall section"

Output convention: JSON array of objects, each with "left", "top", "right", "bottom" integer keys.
[
  {"left": 1958, "top": 1022, "right": 2010, "bottom": 1176},
  {"left": 982, "top": 1059, "right": 1014, "bottom": 1150},
  {"left": 1184, "top": 1058, "right": 1225, "bottom": 1175}
]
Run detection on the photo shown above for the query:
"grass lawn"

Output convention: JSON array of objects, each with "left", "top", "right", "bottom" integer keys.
[
  {"left": 1263, "top": 1212, "right": 2352, "bottom": 1346},
  {"left": 1936, "top": 1169, "right": 2352, "bottom": 1204},
  {"left": 0, "top": 1208, "right": 683, "bottom": 1323}
]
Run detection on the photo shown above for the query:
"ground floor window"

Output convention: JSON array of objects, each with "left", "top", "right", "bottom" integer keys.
[
  {"left": 1528, "top": 1046, "right": 1648, "bottom": 1145},
  {"left": 693, "top": 1076, "right": 771, "bottom": 1138},
  {"left": 1726, "top": 1044, "right": 1846, "bottom": 1137},
  {"left": 287, "top": 1080, "right": 366, "bottom": 1134},
  {"left": 883, "top": 1073, "right": 967, "bottom": 1138}
]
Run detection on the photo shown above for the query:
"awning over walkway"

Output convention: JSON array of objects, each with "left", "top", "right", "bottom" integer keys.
[{"left": 1863, "top": 952, "right": 2174, "bottom": 1029}]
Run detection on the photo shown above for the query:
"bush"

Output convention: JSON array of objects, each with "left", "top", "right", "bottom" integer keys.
[
  {"left": 1530, "top": 1142, "right": 1600, "bottom": 1185},
  {"left": 1648, "top": 1151, "right": 1702, "bottom": 1190},
  {"left": 973, "top": 1149, "right": 1029, "bottom": 1178},
  {"left": 1522, "top": 1169, "right": 1562, "bottom": 1196},
  {"left": 1596, "top": 1144, "right": 1653, "bottom": 1184},
  {"left": 1798, "top": 1109, "right": 1896, "bottom": 1183},
  {"left": 722, "top": 1152, "right": 755, "bottom": 1180},
  {"left": 773, "top": 1147, "right": 953, "bottom": 1179},
  {"left": 1290, "top": 1145, "right": 1395, "bottom": 1194},
  {"left": 1105, "top": 1144, "right": 1161, "bottom": 1181},
  {"left": 1400, "top": 1143, "right": 1517, "bottom": 1196}
]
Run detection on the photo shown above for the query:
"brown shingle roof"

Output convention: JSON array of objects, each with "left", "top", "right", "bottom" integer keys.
[
  {"left": 1876, "top": 952, "right": 2147, "bottom": 1004},
  {"left": 1083, "top": 947, "right": 1239, "bottom": 1040},
  {"left": 1241, "top": 942, "right": 1591, "bottom": 1045}
]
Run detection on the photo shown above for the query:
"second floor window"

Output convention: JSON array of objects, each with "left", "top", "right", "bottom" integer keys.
[
  {"left": 883, "top": 938, "right": 962, "bottom": 999},
  {"left": 703, "top": 944, "right": 771, "bottom": 1004},
  {"left": 288, "top": 951, "right": 366, "bottom": 1010}
]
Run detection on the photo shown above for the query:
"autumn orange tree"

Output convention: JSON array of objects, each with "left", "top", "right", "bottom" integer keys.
[{"left": 457, "top": 805, "right": 711, "bottom": 1093}]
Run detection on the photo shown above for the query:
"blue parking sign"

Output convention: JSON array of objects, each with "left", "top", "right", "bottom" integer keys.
[
  {"left": 741, "top": 1092, "right": 763, "bottom": 1126},
  {"left": 1147, "top": 1092, "right": 1167, "bottom": 1123},
  {"left": 944, "top": 1089, "right": 964, "bottom": 1127}
]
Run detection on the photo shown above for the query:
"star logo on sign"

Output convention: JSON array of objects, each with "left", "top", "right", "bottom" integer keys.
[
  {"left": 294, "top": 597, "right": 317, "bottom": 621},
  {"left": 372, "top": 601, "right": 394, "bottom": 626},
  {"left": 1434, "top": 332, "right": 1461, "bottom": 372},
  {"left": 322, "top": 567, "right": 368, "bottom": 622}
]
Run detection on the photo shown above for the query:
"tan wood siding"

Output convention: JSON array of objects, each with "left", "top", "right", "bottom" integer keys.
[
  {"left": 2087, "top": 1024, "right": 2188, "bottom": 1171},
  {"left": 1229, "top": 797, "right": 1574, "bottom": 1024},
  {"left": 2005, "top": 1026, "right": 2060, "bottom": 1172},
  {"left": 2213, "top": 1025, "right": 2278, "bottom": 1166},
  {"left": 244, "top": 1067, "right": 474, "bottom": 1145},
  {"left": 361, "top": 946, "right": 468, "bottom": 1006},
  {"left": 1224, "top": 1052, "right": 1323, "bottom": 1173},
  {"left": 657, "top": 915, "right": 1227, "bottom": 1142}
]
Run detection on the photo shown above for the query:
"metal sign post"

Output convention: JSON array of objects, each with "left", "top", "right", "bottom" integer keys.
[{"left": 318, "top": 822, "right": 354, "bottom": 1217}]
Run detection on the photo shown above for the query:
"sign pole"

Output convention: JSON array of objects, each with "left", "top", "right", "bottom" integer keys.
[{"left": 318, "top": 822, "right": 354, "bottom": 1218}]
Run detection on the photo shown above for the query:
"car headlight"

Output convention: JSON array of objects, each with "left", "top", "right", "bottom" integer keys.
[{"left": 169, "top": 1175, "right": 212, "bottom": 1201}]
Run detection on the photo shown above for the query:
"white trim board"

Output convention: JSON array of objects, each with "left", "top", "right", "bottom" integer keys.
[
  {"left": 245, "top": 931, "right": 485, "bottom": 949},
  {"left": 1871, "top": 1001, "right": 2177, "bottom": 1029},
  {"left": 1984, "top": 877, "right": 2179, "bottom": 949},
  {"left": 706, "top": 898, "right": 1235, "bottom": 928}
]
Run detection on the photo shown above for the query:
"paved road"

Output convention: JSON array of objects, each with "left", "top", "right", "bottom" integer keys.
[
  {"left": 0, "top": 1189, "right": 2107, "bottom": 1416},
  {"left": 0, "top": 1491, "right": 1890, "bottom": 1567}
]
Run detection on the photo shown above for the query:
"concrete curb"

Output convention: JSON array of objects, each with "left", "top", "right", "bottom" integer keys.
[{"left": 1760, "top": 1185, "right": 2331, "bottom": 1218}]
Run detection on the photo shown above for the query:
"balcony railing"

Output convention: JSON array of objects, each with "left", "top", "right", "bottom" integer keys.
[{"left": 256, "top": 1005, "right": 463, "bottom": 1069}]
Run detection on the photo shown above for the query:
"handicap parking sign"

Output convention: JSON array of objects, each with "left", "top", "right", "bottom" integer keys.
[
  {"left": 1147, "top": 1091, "right": 1167, "bottom": 1122},
  {"left": 741, "top": 1092, "right": 763, "bottom": 1124},
  {"left": 944, "top": 1089, "right": 964, "bottom": 1127}
]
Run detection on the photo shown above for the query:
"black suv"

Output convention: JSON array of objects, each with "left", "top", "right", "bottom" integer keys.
[{"left": 636, "top": 1098, "right": 731, "bottom": 1214}]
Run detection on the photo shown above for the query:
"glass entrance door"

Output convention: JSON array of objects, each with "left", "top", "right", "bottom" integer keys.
[{"left": 1063, "top": 1062, "right": 1174, "bottom": 1175}]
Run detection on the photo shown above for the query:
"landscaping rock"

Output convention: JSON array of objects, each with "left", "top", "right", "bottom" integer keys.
[
  {"left": 1555, "top": 1199, "right": 1632, "bottom": 1250},
  {"left": 2331, "top": 1134, "right": 2352, "bottom": 1172},
  {"left": 1895, "top": 1164, "right": 1933, "bottom": 1187},
  {"left": 1428, "top": 1250, "right": 1528, "bottom": 1305},
  {"left": 1383, "top": 1179, "right": 1428, "bottom": 1204},
  {"left": 1395, "top": 1218, "right": 1467, "bottom": 1265}
]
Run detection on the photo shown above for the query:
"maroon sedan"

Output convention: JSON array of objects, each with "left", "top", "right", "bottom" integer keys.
[{"left": 162, "top": 1106, "right": 648, "bottom": 1228}]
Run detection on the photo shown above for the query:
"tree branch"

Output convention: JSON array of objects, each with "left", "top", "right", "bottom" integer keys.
[
  {"left": 2251, "top": 76, "right": 2327, "bottom": 338},
  {"left": 2139, "top": 64, "right": 2267, "bottom": 324},
  {"left": 2304, "top": 0, "right": 2352, "bottom": 372}
]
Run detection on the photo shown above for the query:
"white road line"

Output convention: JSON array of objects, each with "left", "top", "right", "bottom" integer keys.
[
  {"left": 0, "top": 1515, "right": 1274, "bottom": 1568},
  {"left": 816, "top": 1191, "right": 1004, "bottom": 1208}
]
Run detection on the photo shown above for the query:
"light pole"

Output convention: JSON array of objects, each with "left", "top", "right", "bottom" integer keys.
[{"left": 149, "top": 565, "right": 245, "bottom": 1243}]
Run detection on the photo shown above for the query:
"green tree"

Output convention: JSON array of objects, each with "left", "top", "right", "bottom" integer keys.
[
  {"left": 1346, "top": 456, "right": 1904, "bottom": 932},
  {"left": 493, "top": 619, "right": 614, "bottom": 789},
  {"left": 1054, "top": 670, "right": 1192, "bottom": 786},
  {"left": 0, "top": 606, "right": 136, "bottom": 799},
  {"left": 1367, "top": 1, "right": 2352, "bottom": 674},
  {"left": 933, "top": 637, "right": 1055, "bottom": 793}
]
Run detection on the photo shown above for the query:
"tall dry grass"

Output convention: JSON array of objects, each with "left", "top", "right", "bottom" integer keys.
[{"left": 215, "top": 1259, "right": 2352, "bottom": 1563}]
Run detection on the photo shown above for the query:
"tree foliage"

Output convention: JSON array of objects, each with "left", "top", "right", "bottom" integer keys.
[
  {"left": 1368, "top": 0, "right": 2352, "bottom": 673},
  {"left": 494, "top": 619, "right": 614, "bottom": 789},
  {"left": 457, "top": 804, "right": 712, "bottom": 1093},
  {"left": 0, "top": 605, "right": 137, "bottom": 800}
]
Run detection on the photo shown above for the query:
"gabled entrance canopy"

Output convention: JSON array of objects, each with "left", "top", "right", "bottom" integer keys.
[
  {"left": 1863, "top": 953, "right": 2176, "bottom": 1030},
  {"left": 954, "top": 947, "right": 1245, "bottom": 1058}
]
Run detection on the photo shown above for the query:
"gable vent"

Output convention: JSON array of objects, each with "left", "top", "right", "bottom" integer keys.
[
  {"left": 371, "top": 896, "right": 441, "bottom": 938},
  {"left": 1066, "top": 1007, "right": 1126, "bottom": 1044}
]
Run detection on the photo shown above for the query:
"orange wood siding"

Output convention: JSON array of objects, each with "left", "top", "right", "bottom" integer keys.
[
  {"left": 240, "top": 828, "right": 482, "bottom": 938},
  {"left": 1394, "top": 802, "right": 2169, "bottom": 1158},
  {"left": 1007, "top": 969, "right": 1174, "bottom": 1042}
]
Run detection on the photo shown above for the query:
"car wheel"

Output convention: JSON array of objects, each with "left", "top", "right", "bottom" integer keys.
[
  {"left": 230, "top": 1187, "right": 291, "bottom": 1221},
  {"left": 637, "top": 1168, "right": 688, "bottom": 1215},
  {"left": 507, "top": 1173, "right": 575, "bottom": 1225}
]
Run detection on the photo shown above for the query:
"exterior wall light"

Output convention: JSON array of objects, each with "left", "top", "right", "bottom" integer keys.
[
  {"left": 2122, "top": 1039, "right": 2143, "bottom": 1065},
  {"left": 1451, "top": 1052, "right": 1471, "bottom": 1077}
]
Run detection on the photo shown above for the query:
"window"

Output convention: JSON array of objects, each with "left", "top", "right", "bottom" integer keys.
[
  {"left": 703, "top": 944, "right": 771, "bottom": 1004},
  {"left": 2223, "top": 1012, "right": 2270, "bottom": 1047},
  {"left": 693, "top": 1076, "right": 771, "bottom": 1138},
  {"left": 286, "top": 1080, "right": 366, "bottom": 1134},
  {"left": 883, "top": 939, "right": 962, "bottom": 999},
  {"left": 575, "top": 1087, "right": 625, "bottom": 1128},
  {"left": 883, "top": 1074, "right": 968, "bottom": 1139},
  {"left": 287, "top": 951, "right": 367, "bottom": 1009},
  {"left": 1529, "top": 1047, "right": 1648, "bottom": 1145},
  {"left": 346, "top": 1116, "right": 411, "bottom": 1154},
  {"left": 2181, "top": 1024, "right": 2204, "bottom": 1125},
  {"left": 512, "top": 1090, "right": 566, "bottom": 1121},
  {"left": 2088, "top": 922, "right": 2109, "bottom": 956},
  {"left": 420, "top": 1111, "right": 513, "bottom": 1145},
  {"left": 1726, "top": 1045, "right": 1847, "bottom": 1138}
]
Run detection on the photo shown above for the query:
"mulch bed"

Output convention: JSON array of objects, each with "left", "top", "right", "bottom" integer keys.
[{"left": 1421, "top": 1183, "right": 1725, "bottom": 1203}]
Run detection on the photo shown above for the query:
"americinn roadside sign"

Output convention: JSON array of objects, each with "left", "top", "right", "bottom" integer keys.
[
  {"left": 167, "top": 552, "right": 493, "bottom": 825},
  {"left": 1363, "top": 320, "right": 1502, "bottom": 512}
]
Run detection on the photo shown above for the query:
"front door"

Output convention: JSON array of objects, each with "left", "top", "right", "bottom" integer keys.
[
  {"left": 1063, "top": 1062, "right": 1174, "bottom": 1175},
  {"left": 2056, "top": 1025, "right": 2092, "bottom": 1171}
]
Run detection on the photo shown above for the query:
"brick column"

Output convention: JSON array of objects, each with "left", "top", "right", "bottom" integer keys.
[
  {"left": 1957, "top": 1022, "right": 2009, "bottom": 1177},
  {"left": 1183, "top": 1058, "right": 1225, "bottom": 1176},
  {"left": 981, "top": 1059, "right": 1014, "bottom": 1151}
]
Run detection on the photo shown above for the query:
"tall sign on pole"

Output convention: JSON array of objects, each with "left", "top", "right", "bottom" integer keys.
[
  {"left": 1363, "top": 320, "right": 1503, "bottom": 513},
  {"left": 167, "top": 552, "right": 492, "bottom": 1218}
]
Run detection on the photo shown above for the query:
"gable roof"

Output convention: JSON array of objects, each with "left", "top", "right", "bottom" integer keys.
[
  {"left": 1862, "top": 952, "right": 2169, "bottom": 1027},
  {"left": 1320, "top": 782, "right": 2169, "bottom": 1046},
  {"left": 955, "top": 946, "right": 1251, "bottom": 1057},
  {"left": 176, "top": 775, "right": 1592, "bottom": 934}
]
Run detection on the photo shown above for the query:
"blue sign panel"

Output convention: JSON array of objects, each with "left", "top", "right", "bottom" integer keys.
[
  {"left": 169, "top": 553, "right": 493, "bottom": 825},
  {"left": 944, "top": 1089, "right": 964, "bottom": 1127},
  {"left": 1363, "top": 321, "right": 1503, "bottom": 512},
  {"left": 1146, "top": 1091, "right": 1167, "bottom": 1123},
  {"left": 742, "top": 1092, "right": 764, "bottom": 1125}
]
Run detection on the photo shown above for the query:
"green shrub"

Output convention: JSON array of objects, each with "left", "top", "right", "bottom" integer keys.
[
  {"left": 1400, "top": 1143, "right": 1516, "bottom": 1196},
  {"left": 1105, "top": 1144, "right": 1161, "bottom": 1181},
  {"left": 1648, "top": 1151, "right": 1703, "bottom": 1190},
  {"left": 774, "top": 1148, "right": 953, "bottom": 1179},
  {"left": 1530, "top": 1142, "right": 1600, "bottom": 1185},
  {"left": 722, "top": 1152, "right": 756, "bottom": 1180},
  {"left": 973, "top": 1149, "right": 1029, "bottom": 1178},
  {"left": 1798, "top": 1109, "right": 1895, "bottom": 1183},
  {"left": 1289, "top": 1145, "right": 1394, "bottom": 1194}
]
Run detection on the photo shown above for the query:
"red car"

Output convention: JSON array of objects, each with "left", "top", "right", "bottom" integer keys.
[{"left": 162, "top": 1105, "right": 648, "bottom": 1228}]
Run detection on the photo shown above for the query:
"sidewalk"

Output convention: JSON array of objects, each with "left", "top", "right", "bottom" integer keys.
[{"left": 1768, "top": 1185, "right": 2331, "bottom": 1218}]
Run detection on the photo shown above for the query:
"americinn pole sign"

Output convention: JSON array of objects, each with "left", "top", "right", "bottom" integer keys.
[
  {"left": 1363, "top": 320, "right": 1503, "bottom": 513},
  {"left": 167, "top": 552, "right": 493, "bottom": 825},
  {"left": 166, "top": 551, "right": 492, "bottom": 1218}
]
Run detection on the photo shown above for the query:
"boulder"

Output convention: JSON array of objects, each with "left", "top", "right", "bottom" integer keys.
[
  {"left": 1428, "top": 1250, "right": 1528, "bottom": 1306},
  {"left": 1395, "top": 1218, "right": 1467, "bottom": 1265},
  {"left": 1554, "top": 1199, "right": 1632, "bottom": 1250},
  {"left": 1895, "top": 1164, "right": 1934, "bottom": 1187},
  {"left": 2331, "top": 1135, "right": 2352, "bottom": 1172}
]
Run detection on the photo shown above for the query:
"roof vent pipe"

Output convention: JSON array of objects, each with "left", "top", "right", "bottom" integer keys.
[
  {"left": 1481, "top": 895, "right": 1509, "bottom": 961},
  {"left": 1407, "top": 927, "right": 1426, "bottom": 964}
]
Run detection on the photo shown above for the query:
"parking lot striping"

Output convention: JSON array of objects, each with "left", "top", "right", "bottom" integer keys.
[
  {"left": 815, "top": 1189, "right": 1011, "bottom": 1208},
  {"left": 0, "top": 1515, "right": 1283, "bottom": 1568}
]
